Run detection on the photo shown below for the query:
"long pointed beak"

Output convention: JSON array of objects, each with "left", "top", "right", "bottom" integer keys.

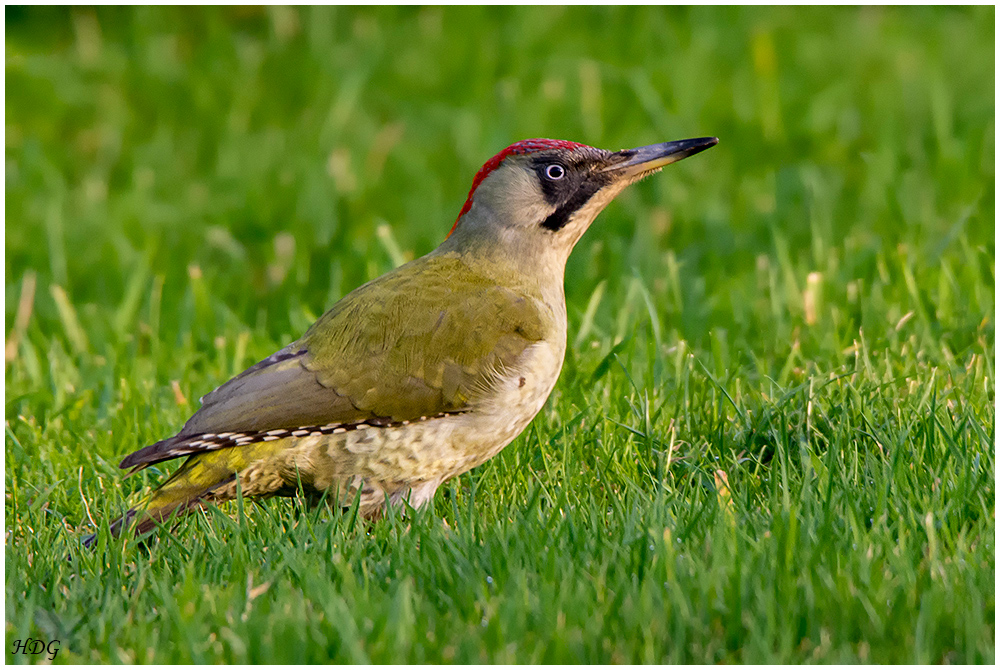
[{"left": 602, "top": 137, "right": 719, "bottom": 178}]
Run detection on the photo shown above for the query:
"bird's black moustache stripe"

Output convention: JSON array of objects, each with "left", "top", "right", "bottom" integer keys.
[{"left": 541, "top": 180, "right": 606, "bottom": 232}]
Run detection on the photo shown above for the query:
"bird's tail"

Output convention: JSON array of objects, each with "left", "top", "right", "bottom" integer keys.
[{"left": 83, "top": 441, "right": 287, "bottom": 548}]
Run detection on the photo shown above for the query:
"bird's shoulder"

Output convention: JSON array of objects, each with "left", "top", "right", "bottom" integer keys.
[
  {"left": 305, "top": 252, "right": 551, "bottom": 345},
  {"left": 300, "top": 251, "right": 555, "bottom": 416}
]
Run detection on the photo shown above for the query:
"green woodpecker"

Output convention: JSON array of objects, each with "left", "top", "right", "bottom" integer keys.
[{"left": 97, "top": 136, "right": 717, "bottom": 542}]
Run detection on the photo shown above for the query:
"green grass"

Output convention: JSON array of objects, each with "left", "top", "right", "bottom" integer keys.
[{"left": 5, "top": 6, "right": 994, "bottom": 663}]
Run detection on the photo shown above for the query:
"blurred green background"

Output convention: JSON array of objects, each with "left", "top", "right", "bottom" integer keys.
[
  {"left": 7, "top": 6, "right": 992, "bottom": 353},
  {"left": 5, "top": 6, "right": 994, "bottom": 663}
]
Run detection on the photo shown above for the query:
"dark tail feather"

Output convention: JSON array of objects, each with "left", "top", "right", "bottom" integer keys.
[
  {"left": 81, "top": 509, "right": 137, "bottom": 549},
  {"left": 81, "top": 501, "right": 201, "bottom": 549}
]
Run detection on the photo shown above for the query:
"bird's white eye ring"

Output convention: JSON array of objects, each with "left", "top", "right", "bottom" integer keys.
[{"left": 545, "top": 164, "right": 565, "bottom": 180}]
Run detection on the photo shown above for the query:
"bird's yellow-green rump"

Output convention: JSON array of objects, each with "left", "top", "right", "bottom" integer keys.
[{"left": 93, "top": 136, "right": 717, "bottom": 543}]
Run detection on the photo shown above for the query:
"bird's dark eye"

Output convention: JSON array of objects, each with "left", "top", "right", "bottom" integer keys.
[{"left": 545, "top": 164, "right": 565, "bottom": 180}]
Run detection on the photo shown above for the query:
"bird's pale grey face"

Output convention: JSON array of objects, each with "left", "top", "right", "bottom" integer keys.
[
  {"left": 458, "top": 145, "right": 623, "bottom": 255},
  {"left": 445, "top": 138, "right": 718, "bottom": 275}
]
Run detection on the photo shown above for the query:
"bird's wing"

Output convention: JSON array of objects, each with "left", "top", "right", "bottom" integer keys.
[{"left": 119, "top": 254, "right": 550, "bottom": 471}]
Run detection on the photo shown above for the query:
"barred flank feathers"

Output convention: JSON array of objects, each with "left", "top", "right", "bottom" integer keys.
[{"left": 119, "top": 412, "right": 463, "bottom": 473}]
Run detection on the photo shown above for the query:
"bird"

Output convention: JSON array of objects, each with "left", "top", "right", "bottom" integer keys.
[{"left": 91, "top": 135, "right": 717, "bottom": 544}]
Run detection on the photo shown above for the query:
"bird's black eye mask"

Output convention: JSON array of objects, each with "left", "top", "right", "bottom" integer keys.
[{"left": 531, "top": 156, "right": 613, "bottom": 232}]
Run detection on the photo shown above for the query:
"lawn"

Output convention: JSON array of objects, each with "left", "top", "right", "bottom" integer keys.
[{"left": 5, "top": 6, "right": 994, "bottom": 663}]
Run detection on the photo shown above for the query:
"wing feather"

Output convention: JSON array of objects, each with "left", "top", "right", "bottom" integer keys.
[{"left": 120, "top": 253, "right": 551, "bottom": 471}]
